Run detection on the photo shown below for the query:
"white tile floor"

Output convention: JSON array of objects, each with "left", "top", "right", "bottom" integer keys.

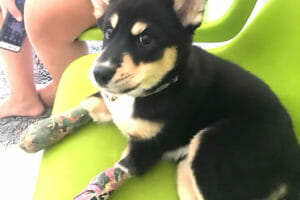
[{"left": 0, "top": 147, "right": 43, "bottom": 200}]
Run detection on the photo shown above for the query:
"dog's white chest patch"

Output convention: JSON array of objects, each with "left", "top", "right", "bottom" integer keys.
[
  {"left": 102, "top": 92, "right": 163, "bottom": 139},
  {"left": 103, "top": 93, "right": 134, "bottom": 123}
]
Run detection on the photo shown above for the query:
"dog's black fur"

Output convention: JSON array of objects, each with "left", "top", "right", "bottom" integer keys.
[{"left": 85, "top": 0, "right": 300, "bottom": 199}]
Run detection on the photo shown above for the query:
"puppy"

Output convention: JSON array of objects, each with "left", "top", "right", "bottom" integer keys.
[{"left": 75, "top": 0, "right": 300, "bottom": 199}]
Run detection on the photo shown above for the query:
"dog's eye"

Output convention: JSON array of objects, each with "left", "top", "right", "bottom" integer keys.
[
  {"left": 139, "top": 34, "right": 152, "bottom": 46},
  {"left": 105, "top": 27, "right": 114, "bottom": 40}
]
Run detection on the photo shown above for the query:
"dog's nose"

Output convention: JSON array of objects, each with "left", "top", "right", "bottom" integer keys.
[{"left": 93, "top": 66, "right": 116, "bottom": 86}]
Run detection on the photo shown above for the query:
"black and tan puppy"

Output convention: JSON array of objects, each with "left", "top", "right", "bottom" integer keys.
[{"left": 75, "top": 0, "right": 300, "bottom": 199}]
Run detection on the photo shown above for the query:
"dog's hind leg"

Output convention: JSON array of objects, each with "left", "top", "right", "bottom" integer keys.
[
  {"left": 177, "top": 160, "right": 204, "bottom": 200},
  {"left": 177, "top": 132, "right": 205, "bottom": 200}
]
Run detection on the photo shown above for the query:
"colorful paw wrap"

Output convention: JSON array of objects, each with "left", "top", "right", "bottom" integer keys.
[
  {"left": 19, "top": 106, "right": 92, "bottom": 153},
  {"left": 74, "top": 166, "right": 131, "bottom": 200}
]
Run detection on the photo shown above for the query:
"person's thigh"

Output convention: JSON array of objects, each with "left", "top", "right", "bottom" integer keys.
[{"left": 24, "top": 0, "right": 96, "bottom": 44}]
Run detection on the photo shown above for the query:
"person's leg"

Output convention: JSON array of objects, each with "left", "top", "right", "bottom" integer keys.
[
  {"left": 0, "top": 38, "right": 45, "bottom": 118},
  {"left": 24, "top": 0, "right": 96, "bottom": 107}
]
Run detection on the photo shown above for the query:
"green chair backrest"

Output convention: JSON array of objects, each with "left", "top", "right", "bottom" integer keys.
[
  {"left": 78, "top": 0, "right": 258, "bottom": 42},
  {"left": 209, "top": 0, "right": 300, "bottom": 142}
]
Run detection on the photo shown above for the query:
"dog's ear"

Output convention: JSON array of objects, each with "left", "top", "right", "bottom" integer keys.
[
  {"left": 173, "top": 0, "right": 207, "bottom": 27},
  {"left": 90, "top": 0, "right": 110, "bottom": 18}
]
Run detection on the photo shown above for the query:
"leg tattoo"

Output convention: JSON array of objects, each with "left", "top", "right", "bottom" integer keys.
[
  {"left": 19, "top": 105, "right": 91, "bottom": 153},
  {"left": 19, "top": 93, "right": 111, "bottom": 153},
  {"left": 74, "top": 165, "right": 131, "bottom": 200}
]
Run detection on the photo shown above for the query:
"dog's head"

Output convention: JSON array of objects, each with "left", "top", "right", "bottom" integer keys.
[{"left": 90, "top": 0, "right": 206, "bottom": 97}]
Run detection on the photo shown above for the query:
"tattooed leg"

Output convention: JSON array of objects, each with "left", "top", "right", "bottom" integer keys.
[
  {"left": 19, "top": 105, "right": 92, "bottom": 153},
  {"left": 19, "top": 92, "right": 112, "bottom": 153},
  {"left": 74, "top": 139, "right": 162, "bottom": 200},
  {"left": 74, "top": 164, "right": 131, "bottom": 200}
]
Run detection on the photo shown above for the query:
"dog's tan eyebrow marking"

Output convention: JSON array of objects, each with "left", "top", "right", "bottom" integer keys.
[
  {"left": 110, "top": 13, "right": 119, "bottom": 29},
  {"left": 131, "top": 21, "right": 148, "bottom": 36}
]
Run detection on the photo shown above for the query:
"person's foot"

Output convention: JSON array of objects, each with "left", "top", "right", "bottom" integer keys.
[
  {"left": 38, "top": 81, "right": 58, "bottom": 107},
  {"left": 0, "top": 96, "right": 45, "bottom": 118}
]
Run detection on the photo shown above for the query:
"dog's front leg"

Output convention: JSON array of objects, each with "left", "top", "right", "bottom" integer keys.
[
  {"left": 73, "top": 164, "right": 131, "bottom": 200},
  {"left": 80, "top": 92, "right": 112, "bottom": 124},
  {"left": 19, "top": 92, "right": 111, "bottom": 153},
  {"left": 74, "top": 140, "right": 162, "bottom": 200}
]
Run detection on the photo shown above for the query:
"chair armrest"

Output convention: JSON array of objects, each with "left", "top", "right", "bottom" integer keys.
[{"left": 78, "top": 27, "right": 103, "bottom": 41}]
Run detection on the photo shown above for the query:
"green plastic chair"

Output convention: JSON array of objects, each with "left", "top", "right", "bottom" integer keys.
[
  {"left": 33, "top": 0, "right": 300, "bottom": 199},
  {"left": 79, "top": 0, "right": 258, "bottom": 42}
]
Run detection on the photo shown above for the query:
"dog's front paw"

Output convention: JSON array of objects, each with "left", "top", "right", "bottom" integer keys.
[
  {"left": 73, "top": 166, "right": 130, "bottom": 200},
  {"left": 73, "top": 184, "right": 109, "bottom": 200}
]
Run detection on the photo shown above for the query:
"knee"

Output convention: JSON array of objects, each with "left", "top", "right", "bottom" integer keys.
[
  {"left": 24, "top": 0, "right": 65, "bottom": 46},
  {"left": 24, "top": 1, "right": 49, "bottom": 44}
]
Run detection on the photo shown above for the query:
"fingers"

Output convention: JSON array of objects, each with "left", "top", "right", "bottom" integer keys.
[
  {"left": 2, "top": 0, "right": 23, "bottom": 21},
  {"left": 0, "top": 2, "right": 6, "bottom": 21}
]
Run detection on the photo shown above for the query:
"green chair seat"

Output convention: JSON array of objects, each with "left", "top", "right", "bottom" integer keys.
[
  {"left": 33, "top": 55, "right": 178, "bottom": 199},
  {"left": 33, "top": 0, "right": 300, "bottom": 199}
]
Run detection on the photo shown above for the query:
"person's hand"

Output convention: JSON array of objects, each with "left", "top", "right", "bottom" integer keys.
[{"left": 0, "top": 0, "right": 23, "bottom": 21}]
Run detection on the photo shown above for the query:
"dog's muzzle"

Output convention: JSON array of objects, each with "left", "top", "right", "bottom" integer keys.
[{"left": 93, "top": 65, "right": 116, "bottom": 86}]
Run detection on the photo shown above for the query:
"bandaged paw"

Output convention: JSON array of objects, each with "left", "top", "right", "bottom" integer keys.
[
  {"left": 73, "top": 184, "right": 108, "bottom": 200},
  {"left": 19, "top": 105, "right": 92, "bottom": 153},
  {"left": 74, "top": 166, "right": 131, "bottom": 200}
]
